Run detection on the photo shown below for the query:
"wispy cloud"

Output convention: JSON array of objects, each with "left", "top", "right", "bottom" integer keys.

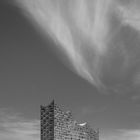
[
  {"left": 101, "top": 129, "right": 140, "bottom": 140},
  {"left": 0, "top": 108, "right": 39, "bottom": 140}
]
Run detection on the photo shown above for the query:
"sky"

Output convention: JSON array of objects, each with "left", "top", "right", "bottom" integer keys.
[{"left": 0, "top": 0, "right": 140, "bottom": 140}]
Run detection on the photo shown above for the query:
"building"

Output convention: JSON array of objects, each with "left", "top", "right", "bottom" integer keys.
[{"left": 41, "top": 100, "right": 99, "bottom": 140}]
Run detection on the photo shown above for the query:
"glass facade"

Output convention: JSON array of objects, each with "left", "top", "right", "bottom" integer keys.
[{"left": 40, "top": 101, "right": 99, "bottom": 140}]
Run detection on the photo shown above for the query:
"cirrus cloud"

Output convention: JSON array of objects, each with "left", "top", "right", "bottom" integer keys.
[
  {"left": 101, "top": 129, "right": 140, "bottom": 140},
  {"left": 0, "top": 108, "right": 39, "bottom": 140}
]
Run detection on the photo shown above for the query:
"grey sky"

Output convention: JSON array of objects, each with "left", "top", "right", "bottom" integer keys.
[{"left": 0, "top": 0, "right": 140, "bottom": 140}]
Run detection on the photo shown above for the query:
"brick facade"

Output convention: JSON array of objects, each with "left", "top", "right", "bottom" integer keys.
[{"left": 41, "top": 100, "right": 99, "bottom": 140}]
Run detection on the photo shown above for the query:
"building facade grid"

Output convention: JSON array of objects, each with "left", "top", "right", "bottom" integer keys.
[{"left": 41, "top": 100, "right": 99, "bottom": 140}]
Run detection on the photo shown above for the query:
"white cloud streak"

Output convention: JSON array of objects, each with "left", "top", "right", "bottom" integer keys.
[
  {"left": 12, "top": 0, "right": 140, "bottom": 93},
  {"left": 13, "top": 0, "right": 115, "bottom": 89},
  {"left": 0, "top": 109, "right": 39, "bottom": 140},
  {"left": 101, "top": 129, "right": 140, "bottom": 140}
]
